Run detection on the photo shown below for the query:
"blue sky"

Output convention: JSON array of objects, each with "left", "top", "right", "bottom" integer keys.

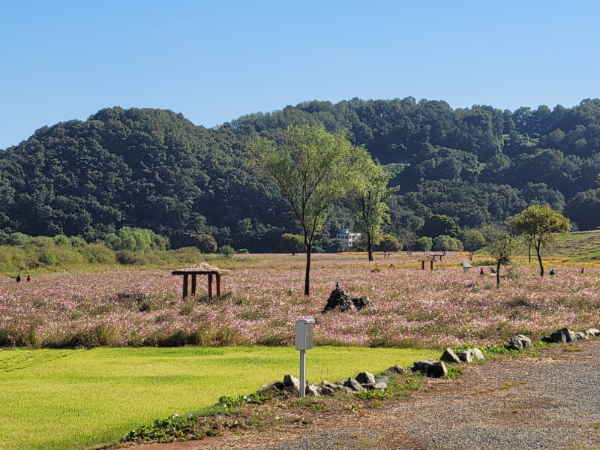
[{"left": 1, "top": 0, "right": 599, "bottom": 150}]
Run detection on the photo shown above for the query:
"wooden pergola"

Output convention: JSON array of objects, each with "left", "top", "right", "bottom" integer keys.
[{"left": 171, "top": 263, "right": 230, "bottom": 299}]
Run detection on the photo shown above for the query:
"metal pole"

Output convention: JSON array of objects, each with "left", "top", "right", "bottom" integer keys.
[{"left": 299, "top": 349, "right": 306, "bottom": 398}]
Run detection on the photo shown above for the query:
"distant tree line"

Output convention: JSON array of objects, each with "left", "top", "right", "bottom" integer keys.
[{"left": 1, "top": 98, "right": 600, "bottom": 251}]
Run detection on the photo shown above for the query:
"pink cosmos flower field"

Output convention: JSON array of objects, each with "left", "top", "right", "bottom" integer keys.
[{"left": 1, "top": 253, "right": 598, "bottom": 349}]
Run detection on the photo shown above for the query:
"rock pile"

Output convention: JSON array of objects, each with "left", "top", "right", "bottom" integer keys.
[
  {"left": 542, "top": 327, "right": 600, "bottom": 343},
  {"left": 259, "top": 367, "right": 404, "bottom": 397},
  {"left": 322, "top": 283, "right": 370, "bottom": 313}
]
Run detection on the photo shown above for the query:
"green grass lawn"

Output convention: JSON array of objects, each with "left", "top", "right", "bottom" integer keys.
[{"left": 0, "top": 346, "right": 438, "bottom": 450}]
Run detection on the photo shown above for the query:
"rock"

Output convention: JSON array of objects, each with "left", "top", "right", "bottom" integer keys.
[
  {"left": 384, "top": 365, "right": 405, "bottom": 375},
  {"left": 321, "top": 380, "right": 337, "bottom": 390},
  {"left": 373, "top": 381, "right": 388, "bottom": 390},
  {"left": 335, "top": 385, "right": 355, "bottom": 394},
  {"left": 375, "top": 376, "right": 389, "bottom": 385},
  {"left": 467, "top": 348, "right": 485, "bottom": 360},
  {"left": 283, "top": 374, "right": 300, "bottom": 392},
  {"left": 257, "top": 381, "right": 285, "bottom": 395},
  {"left": 457, "top": 351, "right": 473, "bottom": 363},
  {"left": 441, "top": 347, "right": 462, "bottom": 364},
  {"left": 508, "top": 334, "right": 532, "bottom": 350},
  {"left": 344, "top": 377, "right": 366, "bottom": 392},
  {"left": 412, "top": 359, "right": 447, "bottom": 378},
  {"left": 305, "top": 383, "right": 320, "bottom": 397},
  {"left": 356, "top": 371, "right": 376, "bottom": 385},
  {"left": 544, "top": 328, "right": 577, "bottom": 343},
  {"left": 587, "top": 328, "right": 600, "bottom": 337},
  {"left": 322, "top": 284, "right": 370, "bottom": 313},
  {"left": 353, "top": 296, "right": 371, "bottom": 309},
  {"left": 576, "top": 331, "right": 589, "bottom": 340},
  {"left": 319, "top": 385, "right": 335, "bottom": 396}
]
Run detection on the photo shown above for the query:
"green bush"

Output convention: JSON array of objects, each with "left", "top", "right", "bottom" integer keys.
[
  {"left": 87, "top": 243, "right": 116, "bottom": 264},
  {"left": 116, "top": 250, "right": 146, "bottom": 265},
  {"left": 196, "top": 234, "right": 218, "bottom": 253},
  {"left": 218, "top": 245, "right": 235, "bottom": 257}
]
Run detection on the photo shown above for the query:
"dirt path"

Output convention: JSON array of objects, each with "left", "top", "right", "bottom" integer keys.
[{"left": 129, "top": 339, "right": 600, "bottom": 449}]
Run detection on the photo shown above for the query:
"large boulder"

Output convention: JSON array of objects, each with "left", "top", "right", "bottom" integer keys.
[
  {"left": 543, "top": 328, "right": 577, "bottom": 343},
  {"left": 507, "top": 334, "right": 532, "bottom": 350},
  {"left": 356, "top": 371, "right": 376, "bottom": 385},
  {"left": 343, "top": 377, "right": 366, "bottom": 392},
  {"left": 412, "top": 359, "right": 447, "bottom": 378},
  {"left": 283, "top": 374, "right": 301, "bottom": 392},
  {"left": 323, "top": 283, "right": 370, "bottom": 313},
  {"left": 441, "top": 347, "right": 461, "bottom": 364}
]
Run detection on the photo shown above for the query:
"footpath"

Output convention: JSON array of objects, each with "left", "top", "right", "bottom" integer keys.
[{"left": 130, "top": 338, "right": 600, "bottom": 449}]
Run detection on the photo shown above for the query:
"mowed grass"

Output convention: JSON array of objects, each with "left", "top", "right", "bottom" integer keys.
[{"left": 0, "top": 345, "right": 438, "bottom": 450}]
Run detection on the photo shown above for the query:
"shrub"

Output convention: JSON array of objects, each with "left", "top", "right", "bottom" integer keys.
[
  {"left": 116, "top": 250, "right": 146, "bottom": 265},
  {"left": 375, "top": 234, "right": 403, "bottom": 252},
  {"left": 87, "top": 243, "right": 116, "bottom": 264},
  {"left": 38, "top": 250, "right": 59, "bottom": 266},
  {"left": 53, "top": 235, "right": 71, "bottom": 246},
  {"left": 7, "top": 232, "right": 30, "bottom": 247},
  {"left": 218, "top": 245, "right": 235, "bottom": 257},
  {"left": 196, "top": 234, "right": 218, "bottom": 253}
]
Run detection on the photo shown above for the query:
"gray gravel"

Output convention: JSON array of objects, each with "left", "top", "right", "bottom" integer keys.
[{"left": 268, "top": 339, "right": 600, "bottom": 449}]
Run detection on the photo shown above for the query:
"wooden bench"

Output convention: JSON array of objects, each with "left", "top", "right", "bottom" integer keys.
[{"left": 418, "top": 259, "right": 435, "bottom": 270}]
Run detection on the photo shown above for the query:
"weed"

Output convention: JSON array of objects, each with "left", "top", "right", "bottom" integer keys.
[
  {"left": 499, "top": 381, "right": 527, "bottom": 389},
  {"left": 445, "top": 366, "right": 463, "bottom": 379}
]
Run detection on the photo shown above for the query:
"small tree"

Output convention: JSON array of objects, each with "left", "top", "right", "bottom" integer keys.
[
  {"left": 417, "top": 236, "right": 433, "bottom": 251},
  {"left": 433, "top": 235, "right": 463, "bottom": 253},
  {"left": 509, "top": 205, "right": 570, "bottom": 276},
  {"left": 421, "top": 214, "right": 460, "bottom": 238},
  {"left": 218, "top": 245, "right": 235, "bottom": 257},
  {"left": 375, "top": 234, "right": 403, "bottom": 252},
  {"left": 463, "top": 229, "right": 486, "bottom": 260},
  {"left": 250, "top": 125, "right": 369, "bottom": 295},
  {"left": 486, "top": 231, "right": 520, "bottom": 287},
  {"left": 196, "top": 234, "right": 218, "bottom": 253},
  {"left": 280, "top": 233, "right": 304, "bottom": 255},
  {"left": 400, "top": 231, "right": 417, "bottom": 253},
  {"left": 350, "top": 159, "right": 398, "bottom": 261}
]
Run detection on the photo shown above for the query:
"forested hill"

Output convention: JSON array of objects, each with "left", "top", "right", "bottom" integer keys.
[{"left": 2, "top": 98, "right": 600, "bottom": 252}]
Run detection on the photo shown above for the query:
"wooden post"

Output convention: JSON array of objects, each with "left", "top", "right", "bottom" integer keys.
[
  {"left": 430, "top": 260, "right": 434, "bottom": 271},
  {"left": 183, "top": 274, "right": 189, "bottom": 298},
  {"left": 191, "top": 274, "right": 197, "bottom": 297},
  {"left": 216, "top": 273, "right": 221, "bottom": 297},
  {"left": 208, "top": 273, "right": 213, "bottom": 299},
  {"left": 421, "top": 260, "right": 425, "bottom": 270}
]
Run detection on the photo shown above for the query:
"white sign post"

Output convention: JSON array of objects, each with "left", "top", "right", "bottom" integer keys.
[{"left": 295, "top": 318, "right": 315, "bottom": 398}]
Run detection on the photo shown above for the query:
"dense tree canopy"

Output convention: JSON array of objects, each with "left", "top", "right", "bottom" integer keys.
[{"left": 1, "top": 98, "right": 600, "bottom": 251}]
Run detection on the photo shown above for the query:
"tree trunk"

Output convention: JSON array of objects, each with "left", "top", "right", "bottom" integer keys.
[
  {"left": 536, "top": 243, "right": 544, "bottom": 277},
  {"left": 496, "top": 261, "right": 501, "bottom": 288},
  {"left": 367, "top": 232, "right": 373, "bottom": 261},
  {"left": 304, "top": 245, "right": 312, "bottom": 296}
]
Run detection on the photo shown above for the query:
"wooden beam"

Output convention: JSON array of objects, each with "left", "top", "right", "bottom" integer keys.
[
  {"left": 191, "top": 274, "right": 197, "bottom": 297},
  {"left": 216, "top": 273, "right": 221, "bottom": 297},
  {"left": 208, "top": 273, "right": 213, "bottom": 299},
  {"left": 183, "top": 274, "right": 189, "bottom": 298}
]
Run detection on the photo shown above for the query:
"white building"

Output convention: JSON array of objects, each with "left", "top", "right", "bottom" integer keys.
[{"left": 337, "top": 226, "right": 361, "bottom": 249}]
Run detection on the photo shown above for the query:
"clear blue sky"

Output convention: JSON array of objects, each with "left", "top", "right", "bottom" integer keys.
[{"left": 1, "top": 0, "right": 599, "bottom": 150}]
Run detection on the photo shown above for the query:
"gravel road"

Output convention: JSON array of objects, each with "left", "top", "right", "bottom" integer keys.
[{"left": 133, "top": 338, "right": 600, "bottom": 449}]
